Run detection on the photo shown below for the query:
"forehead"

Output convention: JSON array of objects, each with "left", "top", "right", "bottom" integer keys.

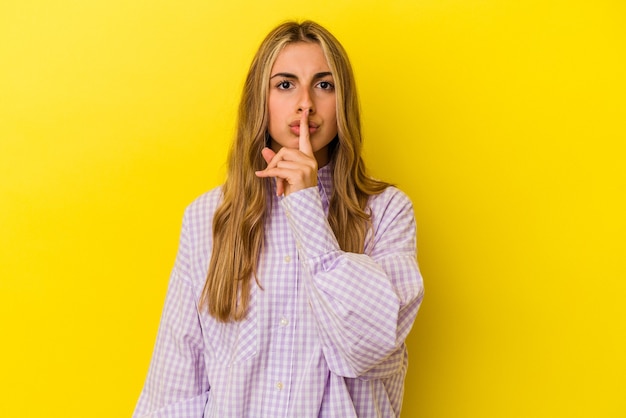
[{"left": 271, "top": 42, "right": 331, "bottom": 74}]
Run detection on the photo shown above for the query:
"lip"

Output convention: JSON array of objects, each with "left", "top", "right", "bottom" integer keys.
[
  {"left": 289, "top": 119, "right": 319, "bottom": 128},
  {"left": 290, "top": 125, "right": 318, "bottom": 135},
  {"left": 289, "top": 119, "right": 319, "bottom": 135}
]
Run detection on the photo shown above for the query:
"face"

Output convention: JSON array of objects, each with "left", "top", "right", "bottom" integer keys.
[{"left": 267, "top": 42, "right": 338, "bottom": 166}]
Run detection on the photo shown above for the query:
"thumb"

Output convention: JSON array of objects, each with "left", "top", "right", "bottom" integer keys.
[{"left": 261, "top": 147, "right": 276, "bottom": 165}]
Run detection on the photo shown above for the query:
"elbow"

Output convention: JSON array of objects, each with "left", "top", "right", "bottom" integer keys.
[{"left": 322, "top": 332, "right": 402, "bottom": 378}]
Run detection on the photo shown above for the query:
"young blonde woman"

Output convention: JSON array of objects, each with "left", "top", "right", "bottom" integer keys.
[{"left": 134, "top": 20, "right": 424, "bottom": 417}]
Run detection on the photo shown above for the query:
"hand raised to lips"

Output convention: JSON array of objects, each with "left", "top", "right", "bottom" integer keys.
[{"left": 255, "top": 109, "right": 318, "bottom": 197}]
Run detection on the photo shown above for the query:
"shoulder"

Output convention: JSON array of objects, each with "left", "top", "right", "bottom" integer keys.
[
  {"left": 187, "top": 186, "right": 223, "bottom": 212},
  {"left": 365, "top": 186, "right": 417, "bottom": 254},
  {"left": 368, "top": 186, "right": 414, "bottom": 217},
  {"left": 181, "top": 186, "right": 224, "bottom": 232}
]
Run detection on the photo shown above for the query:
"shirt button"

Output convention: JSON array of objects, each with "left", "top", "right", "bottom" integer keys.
[
  {"left": 284, "top": 255, "right": 291, "bottom": 263},
  {"left": 279, "top": 317, "right": 289, "bottom": 327},
  {"left": 276, "top": 381, "right": 284, "bottom": 391}
]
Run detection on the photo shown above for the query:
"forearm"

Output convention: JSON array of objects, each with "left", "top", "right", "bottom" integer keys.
[{"left": 281, "top": 187, "right": 424, "bottom": 377}]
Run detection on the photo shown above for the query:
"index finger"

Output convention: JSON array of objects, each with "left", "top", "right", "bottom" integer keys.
[{"left": 299, "top": 109, "right": 313, "bottom": 157}]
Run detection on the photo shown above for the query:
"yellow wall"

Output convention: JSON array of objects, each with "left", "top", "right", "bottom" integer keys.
[{"left": 1, "top": 0, "right": 624, "bottom": 416}]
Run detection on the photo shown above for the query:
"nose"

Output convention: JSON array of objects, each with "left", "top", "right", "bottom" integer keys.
[{"left": 298, "top": 87, "right": 315, "bottom": 114}]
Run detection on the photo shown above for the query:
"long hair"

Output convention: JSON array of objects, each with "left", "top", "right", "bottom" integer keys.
[{"left": 200, "top": 20, "right": 389, "bottom": 322}]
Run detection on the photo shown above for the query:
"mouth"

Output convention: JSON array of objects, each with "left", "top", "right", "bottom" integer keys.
[
  {"left": 289, "top": 120, "right": 319, "bottom": 135},
  {"left": 290, "top": 125, "right": 318, "bottom": 135}
]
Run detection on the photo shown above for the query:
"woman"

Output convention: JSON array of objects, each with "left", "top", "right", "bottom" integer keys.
[{"left": 134, "top": 20, "right": 424, "bottom": 417}]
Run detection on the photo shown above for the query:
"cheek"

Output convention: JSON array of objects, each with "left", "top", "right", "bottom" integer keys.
[
  {"left": 267, "top": 100, "right": 280, "bottom": 131},
  {"left": 268, "top": 96, "right": 287, "bottom": 120},
  {"left": 327, "top": 99, "right": 337, "bottom": 121},
  {"left": 328, "top": 104, "right": 338, "bottom": 132}
]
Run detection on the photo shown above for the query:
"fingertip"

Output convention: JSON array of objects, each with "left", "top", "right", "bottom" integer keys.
[{"left": 301, "top": 109, "right": 310, "bottom": 124}]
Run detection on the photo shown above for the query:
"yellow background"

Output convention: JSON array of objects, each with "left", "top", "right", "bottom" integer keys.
[{"left": 1, "top": 0, "right": 624, "bottom": 416}]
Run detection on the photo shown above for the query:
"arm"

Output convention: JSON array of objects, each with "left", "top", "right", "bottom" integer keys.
[
  {"left": 133, "top": 211, "right": 209, "bottom": 417},
  {"left": 255, "top": 110, "right": 423, "bottom": 378},
  {"left": 280, "top": 186, "right": 424, "bottom": 379}
]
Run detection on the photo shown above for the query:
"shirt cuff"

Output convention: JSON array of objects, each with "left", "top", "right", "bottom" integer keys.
[{"left": 279, "top": 186, "right": 342, "bottom": 271}]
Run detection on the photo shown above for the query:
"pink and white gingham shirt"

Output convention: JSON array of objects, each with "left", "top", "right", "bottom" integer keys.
[{"left": 133, "top": 164, "right": 424, "bottom": 417}]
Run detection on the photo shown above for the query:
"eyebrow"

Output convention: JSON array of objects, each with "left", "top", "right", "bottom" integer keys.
[{"left": 270, "top": 71, "right": 333, "bottom": 80}]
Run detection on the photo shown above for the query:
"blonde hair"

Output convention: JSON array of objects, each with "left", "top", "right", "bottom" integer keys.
[{"left": 201, "top": 20, "right": 389, "bottom": 321}]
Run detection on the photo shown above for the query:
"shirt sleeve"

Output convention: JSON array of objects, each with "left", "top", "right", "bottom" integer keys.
[
  {"left": 133, "top": 210, "right": 210, "bottom": 418},
  {"left": 280, "top": 186, "right": 424, "bottom": 379}
]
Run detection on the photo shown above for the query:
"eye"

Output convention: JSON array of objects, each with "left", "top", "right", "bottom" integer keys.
[
  {"left": 317, "top": 81, "right": 335, "bottom": 90},
  {"left": 276, "top": 80, "right": 293, "bottom": 90}
]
